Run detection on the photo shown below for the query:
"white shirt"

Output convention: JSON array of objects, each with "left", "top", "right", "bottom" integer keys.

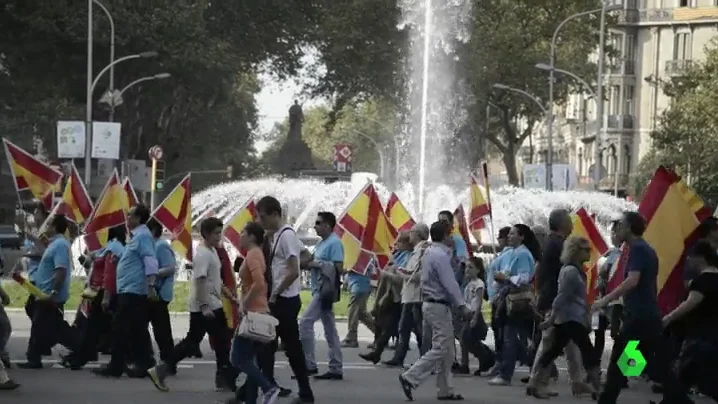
[
  {"left": 464, "top": 278, "right": 485, "bottom": 312},
  {"left": 271, "top": 224, "right": 302, "bottom": 298},
  {"left": 189, "top": 244, "right": 224, "bottom": 312}
]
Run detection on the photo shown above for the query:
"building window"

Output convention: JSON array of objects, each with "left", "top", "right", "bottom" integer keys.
[
  {"left": 674, "top": 32, "right": 691, "bottom": 60},
  {"left": 610, "top": 85, "right": 621, "bottom": 115},
  {"left": 679, "top": 0, "right": 688, "bottom": 7},
  {"left": 625, "top": 35, "right": 635, "bottom": 61},
  {"left": 624, "top": 85, "right": 635, "bottom": 115}
]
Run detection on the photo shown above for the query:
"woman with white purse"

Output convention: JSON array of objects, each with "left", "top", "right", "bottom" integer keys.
[{"left": 228, "top": 222, "right": 280, "bottom": 404}]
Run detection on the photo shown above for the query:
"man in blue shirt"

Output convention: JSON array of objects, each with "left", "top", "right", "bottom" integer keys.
[
  {"left": 299, "top": 211, "right": 344, "bottom": 379},
  {"left": 18, "top": 214, "right": 78, "bottom": 369},
  {"left": 147, "top": 219, "right": 176, "bottom": 373},
  {"left": 95, "top": 204, "right": 159, "bottom": 378},
  {"left": 341, "top": 256, "right": 376, "bottom": 348}
]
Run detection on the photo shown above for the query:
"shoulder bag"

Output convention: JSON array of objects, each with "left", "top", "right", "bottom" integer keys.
[{"left": 236, "top": 311, "right": 280, "bottom": 343}]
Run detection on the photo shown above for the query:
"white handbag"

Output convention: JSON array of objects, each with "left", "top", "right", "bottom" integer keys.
[{"left": 236, "top": 311, "right": 279, "bottom": 343}]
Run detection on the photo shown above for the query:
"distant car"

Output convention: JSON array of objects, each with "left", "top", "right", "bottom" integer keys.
[{"left": 0, "top": 225, "right": 21, "bottom": 250}]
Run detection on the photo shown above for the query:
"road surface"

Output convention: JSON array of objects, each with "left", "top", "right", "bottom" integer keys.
[{"left": 2, "top": 310, "right": 705, "bottom": 403}]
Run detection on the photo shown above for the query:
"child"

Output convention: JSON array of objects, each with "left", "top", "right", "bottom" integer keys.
[
  {"left": 0, "top": 279, "right": 19, "bottom": 390},
  {"left": 458, "top": 256, "right": 495, "bottom": 376}
]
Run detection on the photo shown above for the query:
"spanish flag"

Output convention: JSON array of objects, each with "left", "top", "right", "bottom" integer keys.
[
  {"left": 3, "top": 138, "right": 63, "bottom": 210},
  {"left": 83, "top": 170, "right": 126, "bottom": 252},
  {"left": 223, "top": 199, "right": 257, "bottom": 256},
  {"left": 59, "top": 163, "right": 93, "bottom": 225},
  {"left": 607, "top": 166, "right": 711, "bottom": 315},
  {"left": 385, "top": 193, "right": 415, "bottom": 233},
  {"left": 334, "top": 183, "right": 396, "bottom": 276},
  {"left": 215, "top": 245, "right": 239, "bottom": 329},
  {"left": 152, "top": 173, "right": 192, "bottom": 260},
  {"left": 468, "top": 175, "right": 490, "bottom": 241},
  {"left": 122, "top": 177, "right": 139, "bottom": 211},
  {"left": 570, "top": 208, "right": 609, "bottom": 304}
]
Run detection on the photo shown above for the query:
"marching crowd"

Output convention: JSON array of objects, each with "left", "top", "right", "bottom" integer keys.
[{"left": 0, "top": 195, "right": 717, "bottom": 404}]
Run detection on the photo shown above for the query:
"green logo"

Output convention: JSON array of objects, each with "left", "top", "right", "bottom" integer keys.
[{"left": 617, "top": 340, "right": 647, "bottom": 377}]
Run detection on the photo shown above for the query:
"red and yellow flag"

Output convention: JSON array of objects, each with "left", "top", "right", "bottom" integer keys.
[
  {"left": 570, "top": 208, "right": 609, "bottom": 304},
  {"left": 607, "top": 166, "right": 711, "bottom": 315},
  {"left": 122, "top": 177, "right": 139, "bottom": 211},
  {"left": 469, "top": 175, "right": 490, "bottom": 242},
  {"left": 385, "top": 192, "right": 415, "bottom": 233},
  {"left": 83, "top": 170, "right": 126, "bottom": 252},
  {"left": 3, "top": 138, "right": 63, "bottom": 210},
  {"left": 334, "top": 183, "right": 396, "bottom": 276},
  {"left": 453, "top": 204, "right": 473, "bottom": 250},
  {"left": 153, "top": 174, "right": 192, "bottom": 260},
  {"left": 223, "top": 199, "right": 258, "bottom": 256},
  {"left": 59, "top": 163, "right": 93, "bottom": 225}
]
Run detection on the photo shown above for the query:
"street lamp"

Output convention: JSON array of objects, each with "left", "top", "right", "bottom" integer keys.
[
  {"left": 92, "top": 0, "right": 115, "bottom": 117},
  {"left": 545, "top": 2, "right": 621, "bottom": 191},
  {"left": 493, "top": 84, "right": 550, "bottom": 189},
  {"left": 535, "top": 64, "right": 597, "bottom": 100},
  {"left": 84, "top": 51, "right": 159, "bottom": 185}
]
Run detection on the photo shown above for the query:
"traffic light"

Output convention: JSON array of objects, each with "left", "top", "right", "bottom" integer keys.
[
  {"left": 155, "top": 160, "right": 165, "bottom": 191},
  {"left": 226, "top": 164, "right": 233, "bottom": 179}
]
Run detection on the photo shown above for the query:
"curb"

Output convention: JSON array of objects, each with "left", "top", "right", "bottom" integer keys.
[{"left": 3, "top": 307, "right": 349, "bottom": 321}]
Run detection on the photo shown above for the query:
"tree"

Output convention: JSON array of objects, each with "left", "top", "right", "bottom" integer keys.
[
  {"left": 633, "top": 39, "right": 718, "bottom": 206},
  {"left": 455, "top": 0, "right": 608, "bottom": 185}
]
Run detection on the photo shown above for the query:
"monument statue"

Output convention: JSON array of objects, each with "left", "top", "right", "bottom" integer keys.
[{"left": 273, "top": 100, "right": 315, "bottom": 177}]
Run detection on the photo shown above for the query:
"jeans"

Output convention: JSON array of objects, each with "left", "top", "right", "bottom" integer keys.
[
  {"left": 345, "top": 291, "right": 374, "bottom": 342},
  {"left": 391, "top": 302, "right": 424, "bottom": 363},
  {"left": 537, "top": 321, "right": 598, "bottom": 370},
  {"left": 498, "top": 321, "right": 531, "bottom": 381},
  {"left": 299, "top": 294, "right": 343, "bottom": 374},
  {"left": 231, "top": 336, "right": 273, "bottom": 404}
]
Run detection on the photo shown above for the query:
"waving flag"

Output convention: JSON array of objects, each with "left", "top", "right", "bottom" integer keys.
[
  {"left": 469, "top": 175, "right": 490, "bottom": 242},
  {"left": 3, "top": 138, "right": 63, "bottom": 210},
  {"left": 153, "top": 174, "right": 192, "bottom": 260},
  {"left": 122, "top": 178, "right": 139, "bottom": 211},
  {"left": 385, "top": 193, "right": 415, "bottom": 233},
  {"left": 607, "top": 167, "right": 711, "bottom": 315},
  {"left": 452, "top": 204, "right": 473, "bottom": 250},
  {"left": 223, "top": 199, "right": 258, "bottom": 256},
  {"left": 334, "top": 183, "right": 396, "bottom": 276},
  {"left": 59, "top": 163, "right": 93, "bottom": 225},
  {"left": 570, "top": 208, "right": 609, "bottom": 304},
  {"left": 84, "top": 170, "right": 126, "bottom": 252}
]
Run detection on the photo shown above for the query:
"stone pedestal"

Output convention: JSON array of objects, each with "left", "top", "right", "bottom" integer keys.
[{"left": 274, "top": 137, "right": 315, "bottom": 177}]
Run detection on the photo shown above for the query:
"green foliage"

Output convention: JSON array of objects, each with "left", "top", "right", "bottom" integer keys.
[{"left": 636, "top": 39, "right": 718, "bottom": 207}]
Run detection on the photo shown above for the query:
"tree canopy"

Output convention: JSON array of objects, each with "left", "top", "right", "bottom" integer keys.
[{"left": 631, "top": 39, "right": 718, "bottom": 206}]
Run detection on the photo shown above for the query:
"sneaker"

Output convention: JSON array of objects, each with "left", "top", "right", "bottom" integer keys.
[
  {"left": 0, "top": 380, "right": 20, "bottom": 390},
  {"left": 488, "top": 376, "right": 510, "bottom": 386},
  {"left": 147, "top": 364, "right": 169, "bottom": 392},
  {"left": 314, "top": 372, "right": 343, "bottom": 380},
  {"left": 262, "top": 386, "right": 281, "bottom": 404}
]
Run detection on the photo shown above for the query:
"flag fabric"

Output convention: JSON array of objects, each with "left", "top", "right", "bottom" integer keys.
[
  {"left": 122, "top": 177, "right": 139, "bottom": 211},
  {"left": 334, "top": 183, "right": 396, "bottom": 276},
  {"left": 58, "top": 163, "right": 93, "bottom": 225},
  {"left": 607, "top": 166, "right": 711, "bottom": 315},
  {"left": 11, "top": 272, "right": 48, "bottom": 298},
  {"left": 223, "top": 199, "right": 258, "bottom": 256},
  {"left": 570, "top": 208, "right": 609, "bottom": 304},
  {"left": 452, "top": 204, "right": 473, "bottom": 250},
  {"left": 152, "top": 174, "right": 192, "bottom": 261},
  {"left": 83, "top": 170, "right": 126, "bottom": 252},
  {"left": 385, "top": 193, "right": 415, "bottom": 233},
  {"left": 216, "top": 246, "right": 239, "bottom": 329},
  {"left": 468, "top": 175, "right": 490, "bottom": 242},
  {"left": 3, "top": 138, "right": 63, "bottom": 210}
]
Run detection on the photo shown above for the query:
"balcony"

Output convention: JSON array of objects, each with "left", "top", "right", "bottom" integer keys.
[
  {"left": 637, "top": 8, "right": 673, "bottom": 22},
  {"left": 606, "top": 115, "right": 634, "bottom": 130},
  {"left": 665, "top": 59, "right": 693, "bottom": 76},
  {"left": 607, "top": 59, "right": 636, "bottom": 76},
  {"left": 616, "top": 9, "right": 640, "bottom": 24}
]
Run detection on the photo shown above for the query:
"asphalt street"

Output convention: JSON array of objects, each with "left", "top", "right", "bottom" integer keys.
[{"left": 1, "top": 310, "right": 708, "bottom": 403}]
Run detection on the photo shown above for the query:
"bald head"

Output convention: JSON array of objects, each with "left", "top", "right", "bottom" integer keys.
[{"left": 409, "top": 222, "right": 430, "bottom": 245}]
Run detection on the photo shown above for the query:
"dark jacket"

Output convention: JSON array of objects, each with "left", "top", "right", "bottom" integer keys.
[{"left": 536, "top": 233, "right": 566, "bottom": 312}]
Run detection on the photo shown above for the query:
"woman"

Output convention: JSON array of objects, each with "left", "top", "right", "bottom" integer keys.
[
  {"left": 488, "top": 224, "right": 540, "bottom": 386},
  {"left": 527, "top": 236, "right": 600, "bottom": 399},
  {"left": 228, "top": 222, "right": 280, "bottom": 404},
  {"left": 656, "top": 240, "right": 718, "bottom": 403}
]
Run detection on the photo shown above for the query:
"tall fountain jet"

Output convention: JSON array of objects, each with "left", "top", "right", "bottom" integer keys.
[{"left": 417, "top": 0, "right": 432, "bottom": 214}]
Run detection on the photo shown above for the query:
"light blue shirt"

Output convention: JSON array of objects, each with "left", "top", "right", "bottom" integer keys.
[
  {"left": 155, "top": 239, "right": 177, "bottom": 302},
  {"left": 103, "top": 239, "right": 126, "bottom": 259},
  {"left": 451, "top": 234, "right": 469, "bottom": 260},
  {"left": 310, "top": 233, "right": 344, "bottom": 295},
  {"left": 486, "top": 249, "right": 511, "bottom": 300},
  {"left": 421, "top": 243, "right": 465, "bottom": 307},
  {"left": 34, "top": 235, "right": 72, "bottom": 304},
  {"left": 492, "top": 245, "right": 535, "bottom": 295},
  {"left": 24, "top": 239, "right": 41, "bottom": 283},
  {"left": 346, "top": 270, "right": 372, "bottom": 295},
  {"left": 393, "top": 249, "right": 412, "bottom": 270},
  {"left": 116, "top": 225, "right": 157, "bottom": 295}
]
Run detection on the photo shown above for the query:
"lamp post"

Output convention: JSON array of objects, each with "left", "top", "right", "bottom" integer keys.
[
  {"left": 535, "top": 64, "right": 598, "bottom": 100},
  {"left": 93, "top": 0, "right": 115, "bottom": 119},
  {"left": 84, "top": 51, "right": 159, "bottom": 185},
  {"left": 493, "top": 84, "right": 550, "bottom": 189},
  {"left": 545, "top": 2, "right": 621, "bottom": 191}
]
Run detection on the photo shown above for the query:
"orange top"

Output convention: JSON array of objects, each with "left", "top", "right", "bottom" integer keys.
[{"left": 239, "top": 247, "right": 269, "bottom": 313}]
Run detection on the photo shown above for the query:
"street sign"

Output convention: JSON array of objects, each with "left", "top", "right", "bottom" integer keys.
[
  {"left": 148, "top": 145, "right": 163, "bottom": 160},
  {"left": 124, "top": 159, "right": 151, "bottom": 192}
]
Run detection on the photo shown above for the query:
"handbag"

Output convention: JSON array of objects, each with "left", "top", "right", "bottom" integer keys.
[
  {"left": 236, "top": 311, "right": 279, "bottom": 343},
  {"left": 505, "top": 285, "right": 534, "bottom": 318}
]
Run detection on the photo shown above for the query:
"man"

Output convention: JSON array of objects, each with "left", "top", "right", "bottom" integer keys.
[
  {"left": 438, "top": 210, "right": 469, "bottom": 271},
  {"left": 527, "top": 209, "right": 586, "bottom": 395},
  {"left": 94, "top": 204, "right": 158, "bottom": 377},
  {"left": 398, "top": 221, "right": 470, "bottom": 401},
  {"left": 383, "top": 223, "right": 430, "bottom": 367},
  {"left": 341, "top": 253, "right": 375, "bottom": 348},
  {"left": 255, "top": 196, "right": 315, "bottom": 404},
  {"left": 299, "top": 211, "right": 344, "bottom": 380},
  {"left": 147, "top": 219, "right": 176, "bottom": 374},
  {"left": 17, "top": 214, "right": 78, "bottom": 369},
  {"left": 148, "top": 217, "right": 234, "bottom": 392},
  {"left": 593, "top": 211, "right": 663, "bottom": 404}
]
